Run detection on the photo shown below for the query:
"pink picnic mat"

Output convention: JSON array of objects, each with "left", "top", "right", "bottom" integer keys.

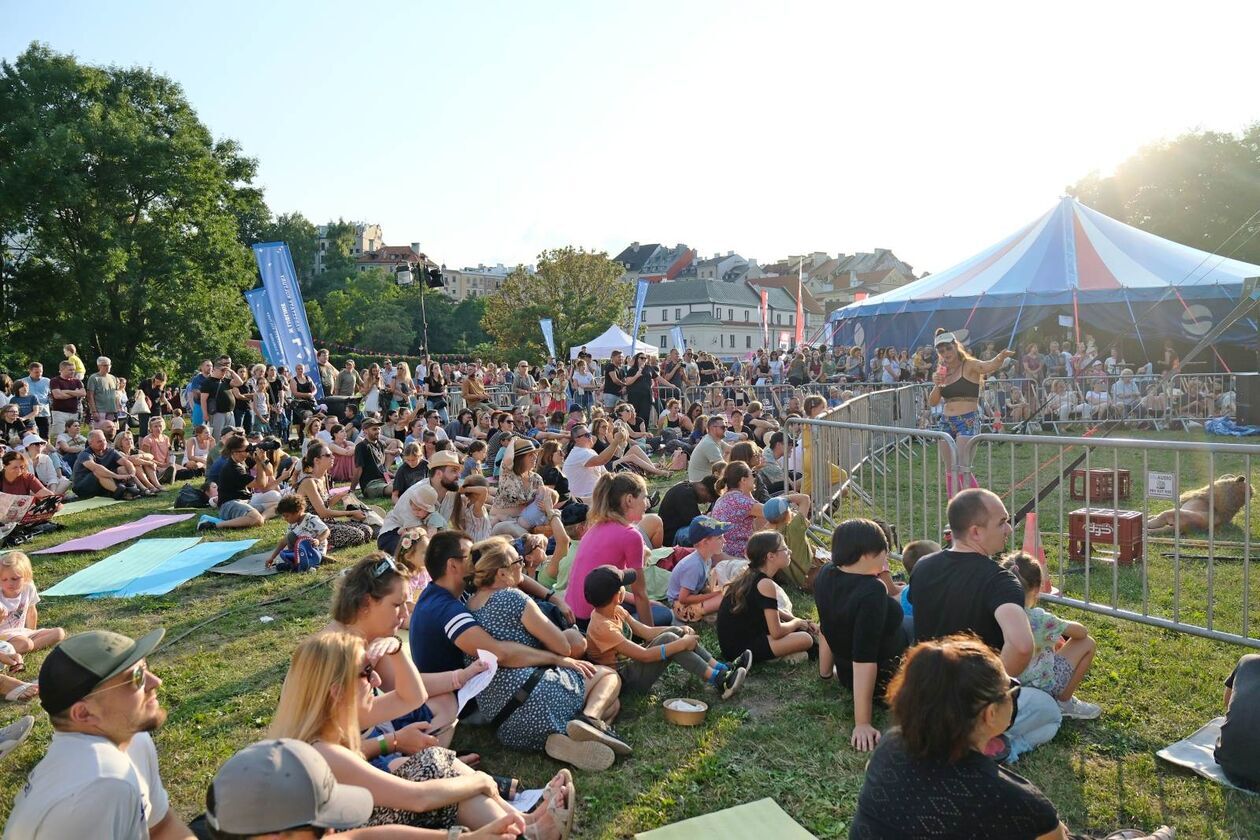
[{"left": 33, "top": 513, "right": 194, "bottom": 555}]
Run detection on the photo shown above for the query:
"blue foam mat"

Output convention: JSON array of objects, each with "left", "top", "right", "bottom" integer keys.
[
  {"left": 45, "top": 538, "right": 202, "bottom": 597},
  {"left": 111, "top": 539, "right": 259, "bottom": 597}
]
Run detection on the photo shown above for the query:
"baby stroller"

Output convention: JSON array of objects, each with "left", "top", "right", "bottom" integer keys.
[{"left": 0, "top": 495, "right": 64, "bottom": 548}]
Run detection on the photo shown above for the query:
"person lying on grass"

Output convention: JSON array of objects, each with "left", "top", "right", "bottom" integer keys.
[
  {"left": 584, "top": 564, "right": 749, "bottom": 699},
  {"left": 0, "top": 550, "right": 65, "bottom": 654},
  {"left": 1002, "top": 551, "right": 1101, "bottom": 721},
  {"left": 271, "top": 632, "right": 576, "bottom": 839},
  {"left": 716, "top": 531, "right": 823, "bottom": 668},
  {"left": 665, "top": 516, "right": 732, "bottom": 621}
]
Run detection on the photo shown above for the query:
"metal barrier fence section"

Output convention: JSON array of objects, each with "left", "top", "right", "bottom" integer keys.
[{"left": 794, "top": 404, "right": 1260, "bottom": 649}]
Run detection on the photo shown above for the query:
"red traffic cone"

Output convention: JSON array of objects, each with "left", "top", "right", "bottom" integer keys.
[{"left": 1022, "top": 512, "right": 1058, "bottom": 595}]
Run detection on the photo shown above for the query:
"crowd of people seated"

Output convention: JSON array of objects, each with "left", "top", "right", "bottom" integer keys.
[{"left": 0, "top": 337, "right": 1245, "bottom": 838}]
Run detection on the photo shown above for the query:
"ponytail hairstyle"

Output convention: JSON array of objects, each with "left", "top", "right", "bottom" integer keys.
[
  {"left": 302, "top": 442, "right": 330, "bottom": 473},
  {"left": 589, "top": 471, "right": 647, "bottom": 526},
  {"left": 716, "top": 460, "right": 752, "bottom": 494},
  {"left": 726, "top": 531, "right": 784, "bottom": 614},
  {"left": 1001, "top": 550, "right": 1042, "bottom": 607}
]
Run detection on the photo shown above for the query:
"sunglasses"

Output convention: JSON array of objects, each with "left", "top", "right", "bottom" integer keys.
[
  {"left": 91, "top": 662, "right": 147, "bottom": 696},
  {"left": 371, "top": 558, "right": 400, "bottom": 578}
]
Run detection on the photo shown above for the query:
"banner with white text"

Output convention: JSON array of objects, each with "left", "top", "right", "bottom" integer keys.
[{"left": 252, "top": 242, "right": 325, "bottom": 400}]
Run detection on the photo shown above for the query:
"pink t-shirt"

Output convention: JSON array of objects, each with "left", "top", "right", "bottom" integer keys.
[{"left": 565, "top": 521, "right": 645, "bottom": 620}]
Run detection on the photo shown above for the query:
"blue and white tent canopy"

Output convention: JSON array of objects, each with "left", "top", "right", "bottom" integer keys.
[{"left": 829, "top": 197, "right": 1260, "bottom": 354}]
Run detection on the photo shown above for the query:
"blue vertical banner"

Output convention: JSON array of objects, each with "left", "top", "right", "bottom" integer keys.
[
  {"left": 244, "top": 288, "right": 283, "bottom": 365},
  {"left": 670, "top": 326, "right": 685, "bottom": 352},
  {"left": 628, "top": 279, "right": 650, "bottom": 353},
  {"left": 539, "top": 318, "right": 557, "bottom": 359},
  {"left": 252, "top": 242, "right": 325, "bottom": 400}
]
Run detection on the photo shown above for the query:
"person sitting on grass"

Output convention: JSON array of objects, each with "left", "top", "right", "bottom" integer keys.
[
  {"left": 392, "top": 442, "right": 429, "bottom": 501},
  {"left": 203, "top": 737, "right": 533, "bottom": 840},
  {"left": 848, "top": 634, "right": 1174, "bottom": 840},
  {"left": 0, "top": 551, "right": 65, "bottom": 654},
  {"left": 461, "top": 439, "right": 488, "bottom": 479},
  {"left": 716, "top": 531, "right": 822, "bottom": 666},
  {"left": 1216, "top": 653, "right": 1260, "bottom": 792},
  {"left": 814, "top": 519, "right": 910, "bottom": 753},
  {"left": 584, "top": 564, "right": 749, "bottom": 699},
  {"left": 20, "top": 436, "right": 68, "bottom": 497},
  {"left": 265, "top": 495, "right": 331, "bottom": 571},
  {"left": 197, "top": 434, "right": 274, "bottom": 533},
  {"left": 71, "top": 429, "right": 143, "bottom": 501},
  {"left": 113, "top": 431, "right": 165, "bottom": 495},
  {"left": 666, "top": 516, "right": 732, "bottom": 622},
  {"left": 1002, "top": 551, "right": 1101, "bottom": 721},
  {"left": 271, "top": 633, "right": 572, "bottom": 838},
  {"left": 709, "top": 461, "right": 763, "bottom": 559},
  {"left": 896, "top": 539, "right": 940, "bottom": 639}
]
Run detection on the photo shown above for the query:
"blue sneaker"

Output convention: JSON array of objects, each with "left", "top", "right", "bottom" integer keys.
[{"left": 196, "top": 515, "right": 221, "bottom": 533}]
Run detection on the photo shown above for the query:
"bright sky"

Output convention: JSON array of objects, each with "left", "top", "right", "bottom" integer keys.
[{"left": 4, "top": 1, "right": 1259, "bottom": 276}]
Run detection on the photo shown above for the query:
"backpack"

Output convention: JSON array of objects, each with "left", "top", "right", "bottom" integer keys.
[
  {"left": 276, "top": 537, "right": 323, "bottom": 572},
  {"left": 175, "top": 484, "right": 211, "bottom": 508}
]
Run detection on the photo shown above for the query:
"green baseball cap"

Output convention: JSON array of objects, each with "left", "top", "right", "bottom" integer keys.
[{"left": 38, "top": 628, "right": 164, "bottom": 715}]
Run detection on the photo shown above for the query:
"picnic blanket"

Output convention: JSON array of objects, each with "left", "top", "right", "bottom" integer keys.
[
  {"left": 207, "top": 551, "right": 277, "bottom": 577},
  {"left": 111, "top": 539, "right": 259, "bottom": 597},
  {"left": 45, "top": 538, "right": 201, "bottom": 597},
  {"left": 635, "top": 799, "right": 817, "bottom": 840},
  {"left": 1205, "top": 417, "right": 1260, "bottom": 437},
  {"left": 54, "top": 497, "right": 122, "bottom": 517},
  {"left": 33, "top": 513, "right": 194, "bottom": 555},
  {"left": 1157, "top": 716, "right": 1258, "bottom": 793}
]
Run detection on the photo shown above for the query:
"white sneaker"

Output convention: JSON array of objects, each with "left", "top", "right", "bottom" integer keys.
[{"left": 1058, "top": 696, "right": 1101, "bottom": 720}]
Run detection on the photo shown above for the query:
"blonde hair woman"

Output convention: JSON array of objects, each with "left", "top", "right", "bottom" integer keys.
[{"left": 272, "top": 632, "right": 573, "bottom": 838}]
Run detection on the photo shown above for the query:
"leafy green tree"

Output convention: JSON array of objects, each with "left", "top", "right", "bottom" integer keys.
[
  {"left": 0, "top": 43, "right": 261, "bottom": 378},
  {"left": 308, "top": 218, "right": 360, "bottom": 300},
  {"left": 315, "top": 269, "right": 416, "bottom": 355},
  {"left": 1069, "top": 125, "right": 1260, "bottom": 265},
  {"left": 260, "top": 211, "right": 319, "bottom": 291},
  {"left": 482, "top": 248, "right": 633, "bottom": 361}
]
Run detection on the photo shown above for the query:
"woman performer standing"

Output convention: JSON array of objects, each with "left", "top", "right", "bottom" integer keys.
[{"left": 927, "top": 328, "right": 1015, "bottom": 496}]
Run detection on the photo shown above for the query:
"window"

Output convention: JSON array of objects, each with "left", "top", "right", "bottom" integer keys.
[
  {"left": 728, "top": 308, "right": 734, "bottom": 321},
  {"left": 661, "top": 309, "right": 669, "bottom": 322},
  {"left": 746, "top": 335, "right": 752, "bottom": 348},
  {"left": 660, "top": 335, "right": 667, "bottom": 349},
  {"left": 730, "top": 334, "right": 735, "bottom": 349},
  {"left": 776, "top": 313, "right": 781, "bottom": 324},
  {"left": 744, "top": 309, "right": 749, "bottom": 322},
  {"left": 719, "top": 334, "right": 724, "bottom": 348},
  {"left": 675, "top": 308, "right": 682, "bottom": 320}
]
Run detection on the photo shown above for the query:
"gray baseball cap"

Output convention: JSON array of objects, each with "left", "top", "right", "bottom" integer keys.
[{"left": 205, "top": 739, "right": 373, "bottom": 835}]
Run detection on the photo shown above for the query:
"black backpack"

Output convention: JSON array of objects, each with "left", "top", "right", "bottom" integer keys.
[{"left": 175, "top": 484, "right": 211, "bottom": 508}]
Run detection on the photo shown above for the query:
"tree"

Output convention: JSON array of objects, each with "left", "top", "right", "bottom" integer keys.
[
  {"left": 1068, "top": 125, "right": 1260, "bottom": 265},
  {"left": 482, "top": 247, "right": 633, "bottom": 361},
  {"left": 420, "top": 295, "right": 490, "bottom": 355},
  {"left": 0, "top": 43, "right": 262, "bottom": 378},
  {"left": 314, "top": 269, "right": 416, "bottom": 355},
  {"left": 259, "top": 211, "right": 319, "bottom": 291}
]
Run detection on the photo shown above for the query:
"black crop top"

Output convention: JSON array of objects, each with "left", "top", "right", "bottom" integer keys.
[{"left": 939, "top": 373, "right": 981, "bottom": 400}]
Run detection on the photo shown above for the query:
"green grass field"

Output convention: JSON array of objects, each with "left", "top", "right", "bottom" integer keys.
[{"left": 1, "top": 440, "right": 1259, "bottom": 838}]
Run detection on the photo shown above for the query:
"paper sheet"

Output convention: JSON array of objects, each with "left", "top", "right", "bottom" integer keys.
[
  {"left": 510, "top": 788, "right": 545, "bottom": 813},
  {"left": 456, "top": 649, "right": 498, "bottom": 713}
]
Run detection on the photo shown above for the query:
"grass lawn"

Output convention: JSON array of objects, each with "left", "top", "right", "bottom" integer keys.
[{"left": 0, "top": 447, "right": 1258, "bottom": 838}]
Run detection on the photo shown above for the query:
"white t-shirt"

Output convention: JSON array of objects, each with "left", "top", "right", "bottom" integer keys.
[
  {"left": 563, "top": 446, "right": 606, "bottom": 499},
  {"left": 0, "top": 581, "right": 39, "bottom": 637},
  {"left": 5, "top": 731, "right": 169, "bottom": 840}
]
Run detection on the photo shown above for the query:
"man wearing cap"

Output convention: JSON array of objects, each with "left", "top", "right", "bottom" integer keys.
[
  {"left": 561, "top": 425, "right": 624, "bottom": 504},
  {"left": 351, "top": 418, "right": 390, "bottom": 499},
  {"left": 378, "top": 449, "right": 463, "bottom": 553},
  {"left": 5, "top": 628, "right": 194, "bottom": 839},
  {"left": 687, "top": 415, "right": 730, "bottom": 484}
]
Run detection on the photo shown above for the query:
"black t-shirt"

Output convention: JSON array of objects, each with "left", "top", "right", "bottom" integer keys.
[
  {"left": 909, "top": 550, "right": 1025, "bottom": 652},
  {"left": 625, "top": 365, "right": 656, "bottom": 398},
  {"left": 814, "top": 564, "right": 906, "bottom": 689},
  {"left": 216, "top": 459, "right": 253, "bottom": 504},
  {"left": 354, "top": 438, "right": 387, "bottom": 486},
  {"left": 205, "top": 373, "right": 235, "bottom": 414},
  {"left": 660, "top": 360, "right": 682, "bottom": 386},
  {"left": 425, "top": 376, "right": 447, "bottom": 408},
  {"left": 602, "top": 362, "right": 624, "bottom": 397},
  {"left": 1217, "top": 654, "right": 1260, "bottom": 786},
  {"left": 140, "top": 380, "right": 166, "bottom": 412},
  {"left": 716, "top": 571, "right": 778, "bottom": 660},
  {"left": 392, "top": 461, "right": 428, "bottom": 496},
  {"left": 540, "top": 464, "right": 570, "bottom": 499},
  {"left": 660, "top": 481, "right": 706, "bottom": 545},
  {"left": 849, "top": 730, "right": 1059, "bottom": 839},
  {"left": 698, "top": 360, "right": 718, "bottom": 384}
]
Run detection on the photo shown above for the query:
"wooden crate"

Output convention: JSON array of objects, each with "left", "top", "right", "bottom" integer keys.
[
  {"left": 1068, "top": 508, "right": 1144, "bottom": 565},
  {"left": 1069, "top": 468, "right": 1131, "bottom": 501}
]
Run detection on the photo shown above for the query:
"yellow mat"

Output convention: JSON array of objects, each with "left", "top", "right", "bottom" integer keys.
[{"left": 635, "top": 798, "right": 817, "bottom": 840}]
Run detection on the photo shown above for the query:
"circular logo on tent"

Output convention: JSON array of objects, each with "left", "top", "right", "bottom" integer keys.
[
  {"left": 1181, "top": 305, "right": 1213, "bottom": 337},
  {"left": 853, "top": 325, "right": 865, "bottom": 347}
]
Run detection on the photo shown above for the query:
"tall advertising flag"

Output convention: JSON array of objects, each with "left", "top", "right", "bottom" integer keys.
[
  {"left": 244, "top": 288, "right": 284, "bottom": 365},
  {"left": 252, "top": 242, "right": 325, "bottom": 400},
  {"left": 795, "top": 262, "right": 805, "bottom": 348},
  {"left": 759, "top": 288, "right": 769, "bottom": 348},
  {"left": 628, "top": 279, "right": 650, "bottom": 353},
  {"left": 539, "top": 319, "right": 557, "bottom": 359},
  {"left": 670, "top": 326, "right": 685, "bottom": 352}
]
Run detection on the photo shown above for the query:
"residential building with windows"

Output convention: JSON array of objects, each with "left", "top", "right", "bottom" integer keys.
[
  {"left": 639, "top": 278, "right": 823, "bottom": 357},
  {"left": 315, "top": 222, "right": 383, "bottom": 273},
  {"left": 441, "top": 263, "right": 513, "bottom": 301},
  {"left": 613, "top": 242, "right": 695, "bottom": 282}
]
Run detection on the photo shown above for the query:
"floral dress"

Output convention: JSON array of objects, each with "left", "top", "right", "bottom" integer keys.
[
  {"left": 470, "top": 588, "right": 586, "bottom": 750},
  {"left": 710, "top": 489, "right": 757, "bottom": 557}
]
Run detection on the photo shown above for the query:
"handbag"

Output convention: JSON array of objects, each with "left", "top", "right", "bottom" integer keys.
[{"left": 175, "top": 484, "right": 211, "bottom": 508}]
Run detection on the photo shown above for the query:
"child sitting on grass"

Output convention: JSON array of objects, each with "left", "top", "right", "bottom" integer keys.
[
  {"left": 1003, "top": 550, "right": 1102, "bottom": 720},
  {"left": 265, "top": 495, "right": 330, "bottom": 571},
  {"left": 0, "top": 551, "right": 65, "bottom": 653},
  {"left": 392, "top": 527, "right": 431, "bottom": 626},
  {"left": 666, "top": 516, "right": 732, "bottom": 622},
  {"left": 897, "top": 539, "right": 940, "bottom": 638},
  {"left": 461, "top": 439, "right": 488, "bottom": 479},
  {"left": 584, "top": 565, "right": 749, "bottom": 699}
]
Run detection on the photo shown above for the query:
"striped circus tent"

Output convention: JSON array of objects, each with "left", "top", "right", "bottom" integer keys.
[{"left": 829, "top": 196, "right": 1260, "bottom": 356}]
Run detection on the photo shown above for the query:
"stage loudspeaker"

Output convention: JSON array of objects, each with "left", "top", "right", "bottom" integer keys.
[{"left": 1236, "top": 373, "right": 1260, "bottom": 426}]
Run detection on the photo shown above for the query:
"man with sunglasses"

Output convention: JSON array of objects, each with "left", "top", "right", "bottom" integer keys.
[{"left": 7, "top": 628, "right": 195, "bottom": 839}]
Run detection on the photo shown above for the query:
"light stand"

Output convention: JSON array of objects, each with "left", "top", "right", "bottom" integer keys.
[{"left": 395, "top": 259, "right": 445, "bottom": 359}]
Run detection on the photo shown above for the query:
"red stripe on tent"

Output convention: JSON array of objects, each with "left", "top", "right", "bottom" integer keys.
[{"left": 1072, "top": 214, "right": 1121, "bottom": 290}]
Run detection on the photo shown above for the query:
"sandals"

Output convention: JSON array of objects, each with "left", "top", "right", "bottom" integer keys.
[
  {"left": 523, "top": 769, "right": 575, "bottom": 840},
  {"left": 492, "top": 773, "right": 519, "bottom": 799},
  {"left": 4, "top": 682, "right": 38, "bottom": 703}
]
